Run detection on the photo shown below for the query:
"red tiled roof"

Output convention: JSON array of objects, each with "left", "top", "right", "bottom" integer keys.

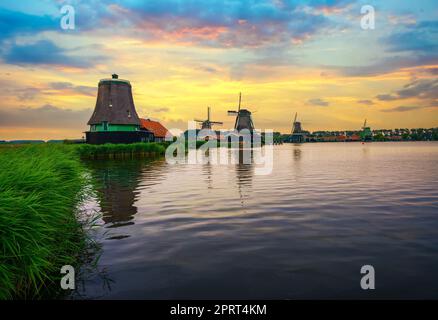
[{"left": 140, "top": 118, "right": 170, "bottom": 138}]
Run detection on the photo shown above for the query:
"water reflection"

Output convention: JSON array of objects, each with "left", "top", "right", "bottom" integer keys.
[
  {"left": 85, "top": 158, "right": 166, "bottom": 229},
  {"left": 293, "top": 147, "right": 302, "bottom": 161},
  {"left": 202, "top": 161, "right": 213, "bottom": 190},
  {"left": 234, "top": 149, "right": 254, "bottom": 208},
  {"left": 234, "top": 149, "right": 254, "bottom": 187},
  {"left": 77, "top": 143, "right": 438, "bottom": 299},
  {"left": 86, "top": 160, "right": 143, "bottom": 228}
]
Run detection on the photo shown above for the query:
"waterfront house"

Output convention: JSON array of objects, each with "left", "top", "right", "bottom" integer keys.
[
  {"left": 86, "top": 74, "right": 154, "bottom": 144},
  {"left": 140, "top": 118, "right": 171, "bottom": 142}
]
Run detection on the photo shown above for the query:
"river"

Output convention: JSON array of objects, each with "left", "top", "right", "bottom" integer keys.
[{"left": 75, "top": 142, "right": 438, "bottom": 299}]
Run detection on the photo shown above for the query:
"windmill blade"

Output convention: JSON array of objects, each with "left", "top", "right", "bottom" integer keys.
[
  {"left": 194, "top": 119, "right": 204, "bottom": 123},
  {"left": 228, "top": 110, "right": 238, "bottom": 115},
  {"left": 238, "top": 92, "right": 242, "bottom": 112},
  {"left": 234, "top": 113, "right": 239, "bottom": 130},
  {"left": 291, "top": 112, "right": 297, "bottom": 134},
  {"left": 210, "top": 121, "right": 223, "bottom": 125},
  {"left": 207, "top": 107, "right": 211, "bottom": 122}
]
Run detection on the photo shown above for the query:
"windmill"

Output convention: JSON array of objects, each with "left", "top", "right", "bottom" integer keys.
[
  {"left": 288, "top": 112, "right": 306, "bottom": 143},
  {"left": 194, "top": 107, "right": 223, "bottom": 130},
  {"left": 227, "top": 92, "right": 255, "bottom": 132},
  {"left": 361, "top": 119, "right": 372, "bottom": 141},
  {"left": 291, "top": 112, "right": 303, "bottom": 134}
]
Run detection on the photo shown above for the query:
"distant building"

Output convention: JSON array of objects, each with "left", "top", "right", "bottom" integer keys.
[
  {"left": 86, "top": 74, "right": 154, "bottom": 144},
  {"left": 349, "top": 134, "right": 361, "bottom": 142},
  {"left": 140, "top": 118, "right": 171, "bottom": 142}
]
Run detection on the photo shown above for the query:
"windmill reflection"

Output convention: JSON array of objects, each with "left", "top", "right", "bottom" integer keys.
[
  {"left": 85, "top": 159, "right": 166, "bottom": 230},
  {"left": 233, "top": 148, "right": 254, "bottom": 207},
  {"left": 203, "top": 161, "right": 214, "bottom": 190},
  {"left": 293, "top": 146, "right": 302, "bottom": 161}
]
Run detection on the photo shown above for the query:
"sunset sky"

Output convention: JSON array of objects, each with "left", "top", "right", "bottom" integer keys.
[{"left": 0, "top": 0, "right": 437, "bottom": 140}]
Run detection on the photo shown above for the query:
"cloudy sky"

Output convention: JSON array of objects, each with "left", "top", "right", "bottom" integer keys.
[{"left": 0, "top": 0, "right": 437, "bottom": 140}]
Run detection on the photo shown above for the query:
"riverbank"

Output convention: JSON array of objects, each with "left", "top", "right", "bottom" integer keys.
[
  {"left": 74, "top": 141, "right": 248, "bottom": 160},
  {"left": 0, "top": 144, "right": 89, "bottom": 299},
  {"left": 75, "top": 142, "right": 169, "bottom": 159}
]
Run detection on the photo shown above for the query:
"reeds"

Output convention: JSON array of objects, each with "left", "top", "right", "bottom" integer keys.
[{"left": 0, "top": 144, "right": 87, "bottom": 299}]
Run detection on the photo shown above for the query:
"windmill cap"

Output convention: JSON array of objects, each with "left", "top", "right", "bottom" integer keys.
[{"left": 99, "top": 74, "right": 131, "bottom": 85}]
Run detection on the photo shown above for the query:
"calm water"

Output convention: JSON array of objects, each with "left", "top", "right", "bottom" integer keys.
[{"left": 75, "top": 142, "right": 438, "bottom": 299}]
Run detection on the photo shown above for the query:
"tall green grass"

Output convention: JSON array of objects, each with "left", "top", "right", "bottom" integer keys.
[
  {"left": 0, "top": 144, "right": 88, "bottom": 299},
  {"left": 74, "top": 140, "right": 255, "bottom": 160},
  {"left": 75, "top": 142, "right": 168, "bottom": 159}
]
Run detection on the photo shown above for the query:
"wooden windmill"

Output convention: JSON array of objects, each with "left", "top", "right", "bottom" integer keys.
[
  {"left": 194, "top": 107, "right": 223, "bottom": 130},
  {"left": 291, "top": 112, "right": 303, "bottom": 134},
  {"left": 86, "top": 74, "right": 153, "bottom": 144},
  {"left": 227, "top": 92, "right": 255, "bottom": 132},
  {"left": 361, "top": 119, "right": 372, "bottom": 141},
  {"left": 289, "top": 112, "right": 306, "bottom": 143}
]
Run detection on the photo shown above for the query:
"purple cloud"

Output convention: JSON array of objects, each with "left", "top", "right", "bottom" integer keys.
[
  {"left": 377, "top": 79, "right": 438, "bottom": 101},
  {"left": 2, "top": 40, "right": 107, "bottom": 68},
  {"left": 307, "top": 98, "right": 330, "bottom": 106}
]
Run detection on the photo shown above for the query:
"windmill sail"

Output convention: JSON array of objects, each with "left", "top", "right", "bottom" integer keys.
[{"left": 291, "top": 112, "right": 297, "bottom": 134}]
